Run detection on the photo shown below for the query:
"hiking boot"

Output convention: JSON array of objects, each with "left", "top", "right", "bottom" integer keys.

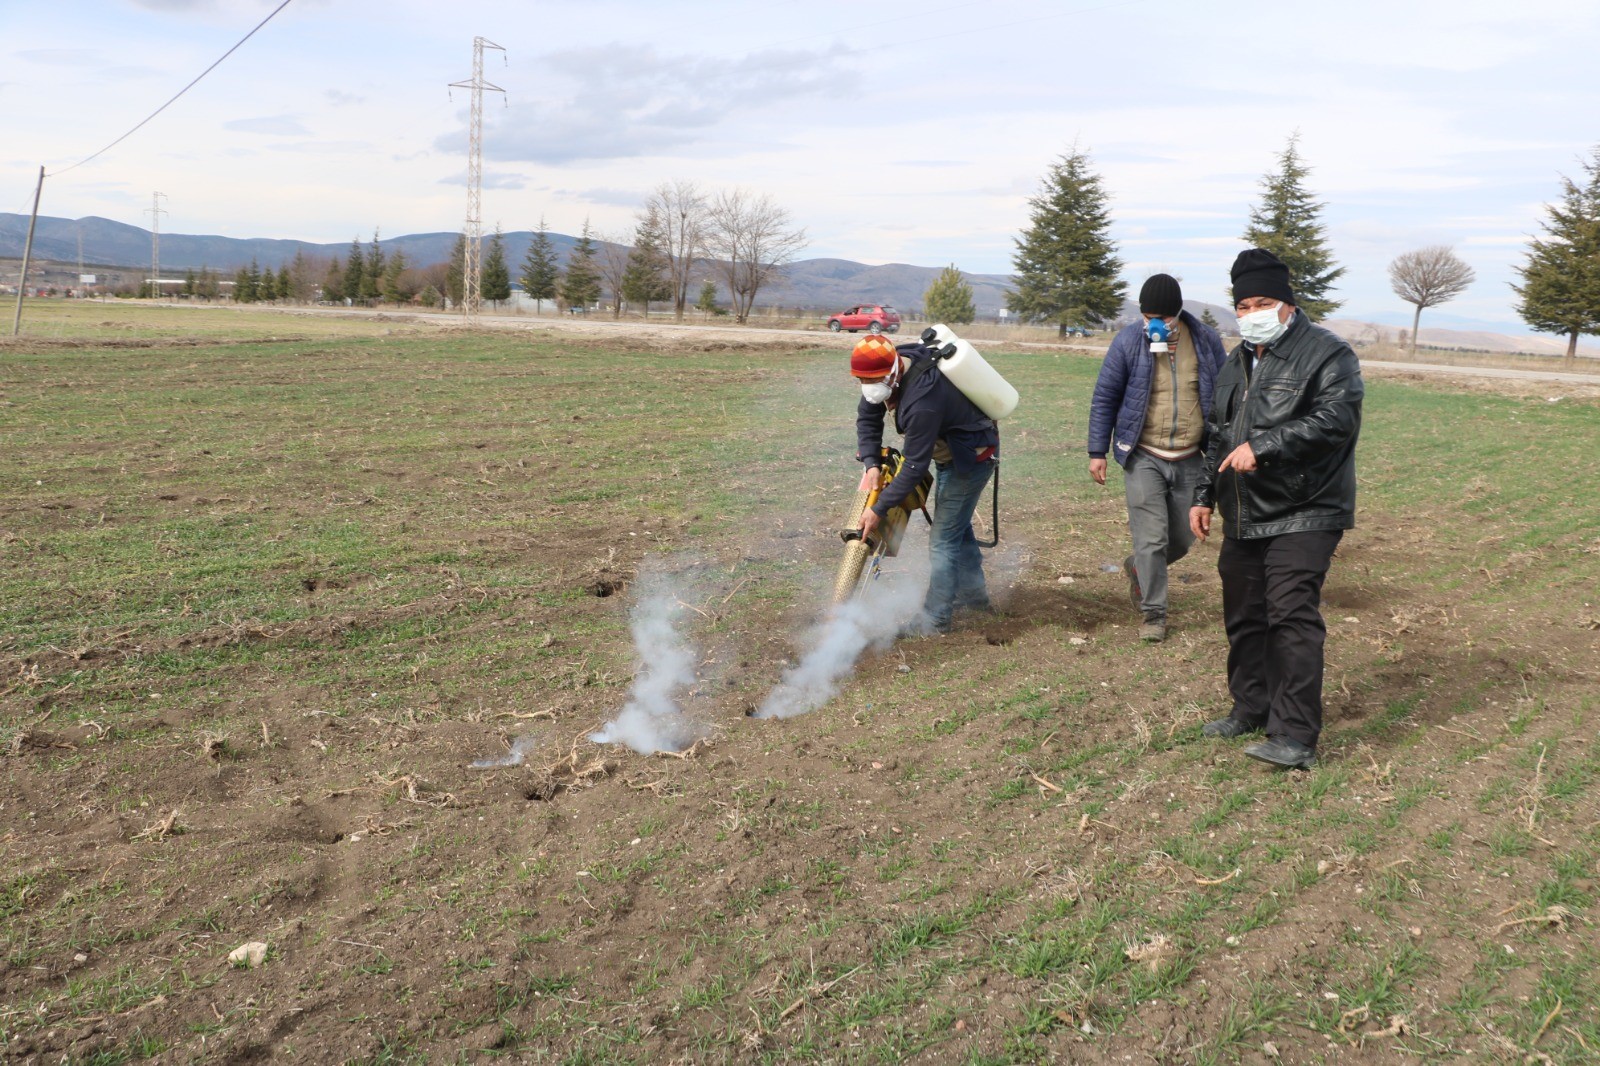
[
  {"left": 1243, "top": 737, "right": 1317, "bottom": 770},
  {"left": 1124, "top": 556, "right": 1141, "bottom": 612},
  {"left": 1201, "top": 717, "right": 1261, "bottom": 739},
  {"left": 955, "top": 597, "right": 996, "bottom": 616},
  {"left": 897, "top": 616, "right": 950, "bottom": 639},
  {"left": 1139, "top": 619, "right": 1166, "bottom": 643}
]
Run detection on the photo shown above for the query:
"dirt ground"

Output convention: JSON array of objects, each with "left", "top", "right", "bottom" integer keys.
[{"left": 2, "top": 310, "right": 1597, "bottom": 1064}]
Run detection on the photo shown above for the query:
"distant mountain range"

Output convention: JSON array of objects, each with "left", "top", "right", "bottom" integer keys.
[
  {"left": 1, "top": 212, "right": 1021, "bottom": 314},
  {"left": 4, "top": 213, "right": 1595, "bottom": 354}
]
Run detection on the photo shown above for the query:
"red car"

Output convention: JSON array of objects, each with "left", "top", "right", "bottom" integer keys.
[{"left": 827, "top": 304, "right": 901, "bottom": 333}]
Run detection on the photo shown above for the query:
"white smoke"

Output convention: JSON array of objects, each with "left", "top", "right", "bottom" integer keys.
[
  {"left": 588, "top": 590, "right": 707, "bottom": 754},
  {"left": 470, "top": 735, "right": 538, "bottom": 770},
  {"left": 753, "top": 563, "right": 926, "bottom": 720}
]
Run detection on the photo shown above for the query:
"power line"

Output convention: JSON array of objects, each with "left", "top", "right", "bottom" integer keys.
[{"left": 47, "top": 0, "right": 296, "bottom": 178}]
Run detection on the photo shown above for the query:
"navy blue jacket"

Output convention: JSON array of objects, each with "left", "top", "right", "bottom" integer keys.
[
  {"left": 856, "top": 344, "right": 998, "bottom": 516},
  {"left": 1087, "top": 310, "right": 1227, "bottom": 467}
]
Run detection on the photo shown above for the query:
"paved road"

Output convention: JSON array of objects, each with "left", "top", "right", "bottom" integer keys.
[
  {"left": 129, "top": 301, "right": 1600, "bottom": 384},
  {"left": 1359, "top": 358, "right": 1600, "bottom": 385}
]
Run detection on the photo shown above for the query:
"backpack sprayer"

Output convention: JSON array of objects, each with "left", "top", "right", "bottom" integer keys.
[{"left": 833, "top": 327, "right": 1018, "bottom": 601}]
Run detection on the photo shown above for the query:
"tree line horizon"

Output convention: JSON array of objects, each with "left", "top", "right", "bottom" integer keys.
[{"left": 134, "top": 138, "right": 1600, "bottom": 357}]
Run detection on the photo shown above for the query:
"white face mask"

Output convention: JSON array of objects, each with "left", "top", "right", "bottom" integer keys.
[
  {"left": 860, "top": 380, "right": 893, "bottom": 404},
  {"left": 1238, "top": 304, "right": 1289, "bottom": 345}
]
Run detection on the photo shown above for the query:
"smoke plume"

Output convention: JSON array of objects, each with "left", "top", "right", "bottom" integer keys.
[
  {"left": 754, "top": 562, "right": 925, "bottom": 720},
  {"left": 588, "top": 589, "right": 707, "bottom": 754}
]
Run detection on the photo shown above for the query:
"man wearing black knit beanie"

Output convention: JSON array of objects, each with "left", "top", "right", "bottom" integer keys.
[
  {"left": 1087, "top": 273, "right": 1227, "bottom": 642},
  {"left": 1189, "top": 248, "right": 1364, "bottom": 769}
]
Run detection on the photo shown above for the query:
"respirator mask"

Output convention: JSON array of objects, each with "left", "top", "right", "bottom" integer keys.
[
  {"left": 1238, "top": 303, "right": 1289, "bottom": 346},
  {"left": 859, "top": 359, "right": 901, "bottom": 404}
]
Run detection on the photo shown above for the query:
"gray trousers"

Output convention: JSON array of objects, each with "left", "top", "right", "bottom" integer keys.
[{"left": 1123, "top": 450, "right": 1201, "bottom": 621}]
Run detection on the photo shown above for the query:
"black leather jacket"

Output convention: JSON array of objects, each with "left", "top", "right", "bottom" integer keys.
[{"left": 1193, "top": 313, "right": 1363, "bottom": 538}]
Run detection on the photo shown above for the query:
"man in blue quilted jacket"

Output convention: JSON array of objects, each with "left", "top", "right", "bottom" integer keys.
[{"left": 1087, "top": 274, "right": 1227, "bottom": 642}]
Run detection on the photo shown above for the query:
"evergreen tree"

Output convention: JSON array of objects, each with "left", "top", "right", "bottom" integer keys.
[
  {"left": 360, "top": 230, "right": 384, "bottom": 303},
  {"left": 197, "top": 265, "right": 219, "bottom": 301},
  {"left": 1010, "top": 147, "right": 1126, "bottom": 335},
  {"left": 923, "top": 263, "right": 976, "bottom": 325},
  {"left": 232, "top": 265, "right": 252, "bottom": 303},
  {"left": 258, "top": 264, "right": 279, "bottom": 302},
  {"left": 519, "top": 218, "right": 560, "bottom": 313},
  {"left": 322, "top": 257, "right": 345, "bottom": 304},
  {"left": 342, "top": 238, "right": 366, "bottom": 304},
  {"left": 381, "top": 249, "right": 410, "bottom": 304},
  {"left": 695, "top": 279, "right": 720, "bottom": 316},
  {"left": 1513, "top": 145, "right": 1600, "bottom": 361},
  {"left": 1241, "top": 134, "right": 1345, "bottom": 319},
  {"left": 419, "top": 285, "right": 442, "bottom": 308},
  {"left": 1201, "top": 308, "right": 1220, "bottom": 330},
  {"left": 446, "top": 234, "right": 466, "bottom": 308},
  {"left": 481, "top": 227, "right": 512, "bottom": 308},
  {"left": 621, "top": 208, "right": 672, "bottom": 317},
  {"left": 559, "top": 220, "right": 601, "bottom": 311},
  {"left": 277, "top": 264, "right": 292, "bottom": 303},
  {"left": 182, "top": 268, "right": 197, "bottom": 298}
]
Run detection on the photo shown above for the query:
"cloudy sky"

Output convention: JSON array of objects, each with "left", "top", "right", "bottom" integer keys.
[{"left": 5, "top": 0, "right": 1598, "bottom": 329}]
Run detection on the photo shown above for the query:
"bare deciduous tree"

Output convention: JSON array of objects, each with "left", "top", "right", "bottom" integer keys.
[
  {"left": 644, "top": 180, "right": 709, "bottom": 322},
  {"left": 705, "top": 190, "right": 807, "bottom": 324},
  {"left": 594, "top": 233, "right": 632, "bottom": 319},
  {"left": 1388, "top": 245, "right": 1475, "bottom": 357}
]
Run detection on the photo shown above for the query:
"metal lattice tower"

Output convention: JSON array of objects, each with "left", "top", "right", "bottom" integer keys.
[
  {"left": 144, "top": 192, "right": 167, "bottom": 300},
  {"left": 449, "top": 37, "right": 505, "bottom": 322}
]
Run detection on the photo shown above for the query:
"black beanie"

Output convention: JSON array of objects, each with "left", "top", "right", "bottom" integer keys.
[
  {"left": 1138, "top": 274, "right": 1183, "bottom": 317},
  {"left": 1230, "top": 249, "right": 1294, "bottom": 305}
]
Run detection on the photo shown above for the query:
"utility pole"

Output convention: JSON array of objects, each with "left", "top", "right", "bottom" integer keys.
[
  {"left": 144, "top": 192, "right": 168, "bottom": 301},
  {"left": 449, "top": 37, "right": 505, "bottom": 323},
  {"left": 10, "top": 166, "right": 45, "bottom": 337}
]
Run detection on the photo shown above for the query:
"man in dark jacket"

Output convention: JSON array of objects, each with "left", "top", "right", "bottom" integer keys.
[
  {"left": 852, "top": 334, "right": 999, "bottom": 634},
  {"left": 1088, "top": 274, "right": 1227, "bottom": 642},
  {"left": 1189, "top": 249, "right": 1363, "bottom": 769}
]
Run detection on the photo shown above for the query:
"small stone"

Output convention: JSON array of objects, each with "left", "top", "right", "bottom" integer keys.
[
  {"left": 1057, "top": 575, "right": 1075, "bottom": 585},
  {"left": 228, "top": 941, "right": 269, "bottom": 968},
  {"left": 1263, "top": 1041, "right": 1281, "bottom": 1058},
  {"left": 1409, "top": 926, "right": 1422, "bottom": 937},
  {"left": 954, "top": 1019, "right": 966, "bottom": 1031},
  {"left": 1068, "top": 636, "right": 1087, "bottom": 646},
  {"left": 1225, "top": 935, "right": 1241, "bottom": 947},
  {"left": 73, "top": 953, "right": 88, "bottom": 964},
  {"left": 896, "top": 664, "right": 911, "bottom": 674},
  {"left": 871, "top": 761, "right": 884, "bottom": 770}
]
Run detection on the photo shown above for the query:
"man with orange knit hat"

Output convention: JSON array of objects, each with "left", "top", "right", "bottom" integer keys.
[{"left": 850, "top": 333, "right": 1000, "bottom": 635}]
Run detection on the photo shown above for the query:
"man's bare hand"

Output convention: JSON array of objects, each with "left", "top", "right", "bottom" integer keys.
[
  {"left": 1189, "top": 506, "right": 1213, "bottom": 542},
  {"left": 859, "top": 508, "right": 882, "bottom": 541},
  {"left": 1218, "top": 442, "right": 1257, "bottom": 473},
  {"left": 1088, "top": 458, "right": 1107, "bottom": 485},
  {"left": 865, "top": 466, "right": 883, "bottom": 491}
]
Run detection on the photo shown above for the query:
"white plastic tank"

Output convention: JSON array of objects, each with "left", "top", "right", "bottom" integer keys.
[{"left": 922, "top": 324, "right": 1019, "bottom": 420}]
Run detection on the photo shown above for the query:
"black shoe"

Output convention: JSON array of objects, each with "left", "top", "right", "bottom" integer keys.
[
  {"left": 1244, "top": 737, "right": 1317, "bottom": 769},
  {"left": 1124, "top": 556, "right": 1141, "bottom": 612},
  {"left": 1201, "top": 717, "right": 1261, "bottom": 739}
]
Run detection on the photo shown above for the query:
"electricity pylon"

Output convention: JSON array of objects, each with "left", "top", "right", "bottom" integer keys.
[
  {"left": 449, "top": 37, "right": 505, "bottom": 322},
  {"left": 144, "top": 192, "right": 167, "bottom": 300}
]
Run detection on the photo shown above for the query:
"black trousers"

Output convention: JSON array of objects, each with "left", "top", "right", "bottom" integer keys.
[{"left": 1218, "top": 530, "right": 1342, "bottom": 748}]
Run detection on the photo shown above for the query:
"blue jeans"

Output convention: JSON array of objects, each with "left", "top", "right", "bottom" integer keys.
[{"left": 924, "top": 461, "right": 995, "bottom": 627}]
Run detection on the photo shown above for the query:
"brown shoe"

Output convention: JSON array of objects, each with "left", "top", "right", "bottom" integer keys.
[{"left": 1139, "top": 620, "right": 1166, "bottom": 643}]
